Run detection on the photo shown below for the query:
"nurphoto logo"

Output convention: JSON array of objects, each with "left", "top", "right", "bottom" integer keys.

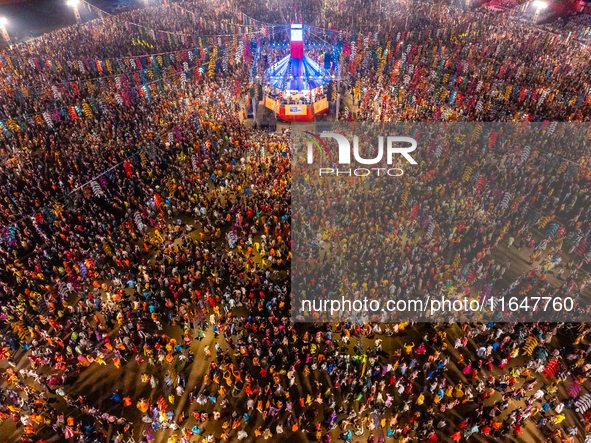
[{"left": 304, "top": 131, "right": 418, "bottom": 176}]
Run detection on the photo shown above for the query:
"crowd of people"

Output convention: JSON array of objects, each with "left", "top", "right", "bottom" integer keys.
[
  {"left": 0, "top": 0, "right": 591, "bottom": 443},
  {"left": 540, "top": 12, "right": 591, "bottom": 42}
]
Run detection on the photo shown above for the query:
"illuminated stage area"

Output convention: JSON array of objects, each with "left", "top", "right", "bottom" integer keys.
[{"left": 263, "top": 24, "right": 332, "bottom": 121}]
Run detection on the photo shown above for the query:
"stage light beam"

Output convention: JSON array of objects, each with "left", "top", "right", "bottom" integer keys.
[
  {"left": 66, "top": 0, "right": 82, "bottom": 23},
  {"left": 0, "top": 18, "right": 10, "bottom": 45}
]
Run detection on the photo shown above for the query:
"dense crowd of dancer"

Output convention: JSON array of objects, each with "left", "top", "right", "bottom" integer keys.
[{"left": 1, "top": 1, "right": 591, "bottom": 443}]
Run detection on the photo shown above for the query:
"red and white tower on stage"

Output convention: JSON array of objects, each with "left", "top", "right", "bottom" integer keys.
[{"left": 289, "top": 24, "right": 304, "bottom": 59}]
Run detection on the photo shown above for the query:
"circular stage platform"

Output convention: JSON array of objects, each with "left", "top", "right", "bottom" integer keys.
[{"left": 262, "top": 24, "right": 332, "bottom": 122}]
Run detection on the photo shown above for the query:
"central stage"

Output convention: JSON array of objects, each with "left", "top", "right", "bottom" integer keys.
[{"left": 262, "top": 24, "right": 332, "bottom": 122}]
